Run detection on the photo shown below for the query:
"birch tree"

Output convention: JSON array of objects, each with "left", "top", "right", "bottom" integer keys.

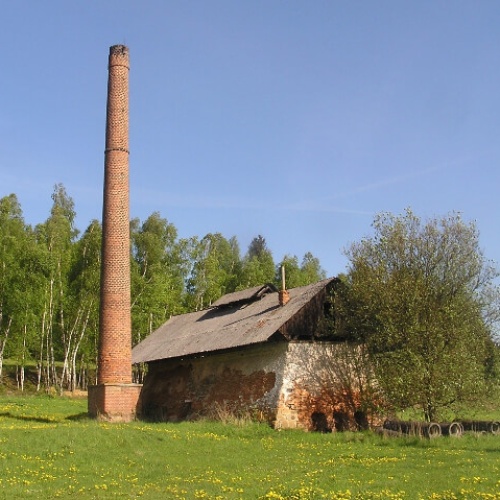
[
  {"left": 185, "top": 233, "right": 241, "bottom": 310},
  {"left": 35, "top": 184, "right": 78, "bottom": 391},
  {"left": 61, "top": 219, "right": 101, "bottom": 391},
  {"left": 0, "top": 195, "right": 25, "bottom": 379},
  {"left": 131, "top": 213, "right": 186, "bottom": 343}
]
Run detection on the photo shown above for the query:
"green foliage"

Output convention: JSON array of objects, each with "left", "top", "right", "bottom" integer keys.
[
  {"left": 0, "top": 188, "right": 327, "bottom": 392},
  {"left": 1, "top": 396, "right": 500, "bottom": 499},
  {"left": 341, "top": 209, "right": 500, "bottom": 421},
  {"left": 277, "top": 252, "right": 327, "bottom": 288},
  {"left": 131, "top": 212, "right": 187, "bottom": 341},
  {"left": 33, "top": 185, "right": 81, "bottom": 391},
  {"left": 185, "top": 233, "right": 242, "bottom": 310},
  {"left": 240, "top": 235, "right": 276, "bottom": 288},
  {"left": 0, "top": 195, "right": 27, "bottom": 371},
  {"left": 63, "top": 220, "right": 102, "bottom": 389}
]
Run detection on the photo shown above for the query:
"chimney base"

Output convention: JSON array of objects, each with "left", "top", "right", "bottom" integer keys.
[
  {"left": 88, "top": 383, "right": 142, "bottom": 422},
  {"left": 279, "top": 290, "right": 290, "bottom": 307}
]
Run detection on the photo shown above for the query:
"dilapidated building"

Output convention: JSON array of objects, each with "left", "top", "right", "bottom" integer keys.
[{"left": 132, "top": 278, "right": 372, "bottom": 431}]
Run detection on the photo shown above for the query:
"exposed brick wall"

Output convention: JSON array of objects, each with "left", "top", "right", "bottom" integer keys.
[
  {"left": 277, "top": 343, "right": 381, "bottom": 431},
  {"left": 88, "top": 45, "right": 141, "bottom": 422},
  {"left": 138, "top": 341, "right": 376, "bottom": 431},
  {"left": 139, "top": 343, "right": 288, "bottom": 424},
  {"left": 98, "top": 45, "right": 132, "bottom": 385},
  {"left": 88, "top": 384, "right": 142, "bottom": 422}
]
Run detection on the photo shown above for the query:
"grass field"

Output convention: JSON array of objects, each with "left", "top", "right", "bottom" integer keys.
[{"left": 0, "top": 395, "right": 499, "bottom": 499}]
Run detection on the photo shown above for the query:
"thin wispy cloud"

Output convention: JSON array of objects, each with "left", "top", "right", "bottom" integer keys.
[
  {"left": 131, "top": 186, "right": 374, "bottom": 216},
  {"left": 2, "top": 158, "right": 468, "bottom": 221},
  {"left": 287, "top": 159, "right": 472, "bottom": 213},
  {"left": 131, "top": 188, "right": 263, "bottom": 211},
  {"left": 323, "top": 164, "right": 448, "bottom": 202},
  {"left": 0, "top": 172, "right": 53, "bottom": 194},
  {"left": 281, "top": 158, "right": 474, "bottom": 214}
]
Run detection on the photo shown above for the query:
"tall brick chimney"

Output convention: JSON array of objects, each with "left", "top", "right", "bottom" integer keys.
[{"left": 88, "top": 45, "right": 142, "bottom": 421}]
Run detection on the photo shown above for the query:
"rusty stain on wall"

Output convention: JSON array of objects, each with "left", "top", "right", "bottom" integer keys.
[
  {"left": 139, "top": 343, "right": 287, "bottom": 423},
  {"left": 137, "top": 340, "right": 379, "bottom": 430}
]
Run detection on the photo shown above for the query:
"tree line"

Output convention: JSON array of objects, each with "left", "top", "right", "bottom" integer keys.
[
  {"left": 0, "top": 185, "right": 326, "bottom": 393},
  {"left": 2, "top": 184, "right": 499, "bottom": 421}
]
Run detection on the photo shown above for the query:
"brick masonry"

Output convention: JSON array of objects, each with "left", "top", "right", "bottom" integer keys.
[
  {"left": 139, "top": 343, "right": 287, "bottom": 425},
  {"left": 277, "top": 343, "right": 379, "bottom": 431},
  {"left": 88, "top": 45, "right": 141, "bottom": 421},
  {"left": 88, "top": 384, "right": 142, "bottom": 421},
  {"left": 138, "top": 342, "right": 379, "bottom": 430}
]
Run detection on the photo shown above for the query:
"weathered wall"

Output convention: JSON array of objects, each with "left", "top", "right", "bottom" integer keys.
[
  {"left": 276, "top": 342, "right": 342, "bottom": 430},
  {"left": 139, "top": 340, "right": 376, "bottom": 431},
  {"left": 139, "top": 342, "right": 288, "bottom": 424},
  {"left": 279, "top": 287, "right": 329, "bottom": 340},
  {"left": 276, "top": 342, "right": 376, "bottom": 431}
]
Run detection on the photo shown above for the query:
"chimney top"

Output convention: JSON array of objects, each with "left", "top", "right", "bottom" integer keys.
[
  {"left": 109, "top": 45, "right": 129, "bottom": 69},
  {"left": 110, "top": 44, "right": 128, "bottom": 56}
]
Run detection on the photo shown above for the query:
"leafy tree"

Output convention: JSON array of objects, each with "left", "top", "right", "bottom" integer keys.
[
  {"left": 0, "top": 195, "right": 48, "bottom": 390},
  {"left": 185, "top": 233, "right": 241, "bottom": 310},
  {"left": 34, "top": 184, "right": 79, "bottom": 391},
  {"left": 277, "top": 252, "right": 327, "bottom": 288},
  {"left": 247, "top": 235, "right": 268, "bottom": 259},
  {"left": 342, "top": 209, "right": 499, "bottom": 421},
  {"left": 300, "top": 252, "right": 327, "bottom": 283},
  {"left": 10, "top": 224, "right": 47, "bottom": 391},
  {"left": 225, "top": 236, "right": 243, "bottom": 292},
  {"left": 131, "top": 213, "right": 186, "bottom": 344},
  {"left": 63, "top": 220, "right": 102, "bottom": 390},
  {"left": 0, "top": 194, "right": 26, "bottom": 379},
  {"left": 277, "top": 255, "right": 303, "bottom": 288},
  {"left": 240, "top": 235, "right": 275, "bottom": 288}
]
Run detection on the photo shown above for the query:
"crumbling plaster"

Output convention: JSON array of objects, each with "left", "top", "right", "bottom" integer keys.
[{"left": 138, "top": 340, "right": 357, "bottom": 430}]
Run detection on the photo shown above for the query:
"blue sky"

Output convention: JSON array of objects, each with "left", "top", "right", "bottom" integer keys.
[{"left": 1, "top": 1, "right": 499, "bottom": 277}]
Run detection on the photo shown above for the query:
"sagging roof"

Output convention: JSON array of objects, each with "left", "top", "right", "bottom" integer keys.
[
  {"left": 210, "top": 283, "right": 278, "bottom": 308},
  {"left": 132, "top": 277, "right": 336, "bottom": 364}
]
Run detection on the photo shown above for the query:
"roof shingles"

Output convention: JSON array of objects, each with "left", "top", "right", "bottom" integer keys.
[{"left": 132, "top": 278, "right": 335, "bottom": 363}]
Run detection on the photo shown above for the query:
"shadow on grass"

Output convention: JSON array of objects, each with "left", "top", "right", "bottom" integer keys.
[
  {"left": 0, "top": 412, "right": 55, "bottom": 423},
  {"left": 0, "top": 411, "right": 91, "bottom": 423},
  {"left": 66, "top": 412, "right": 91, "bottom": 421}
]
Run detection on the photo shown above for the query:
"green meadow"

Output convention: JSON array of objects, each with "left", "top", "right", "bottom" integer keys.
[{"left": 0, "top": 396, "right": 499, "bottom": 499}]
